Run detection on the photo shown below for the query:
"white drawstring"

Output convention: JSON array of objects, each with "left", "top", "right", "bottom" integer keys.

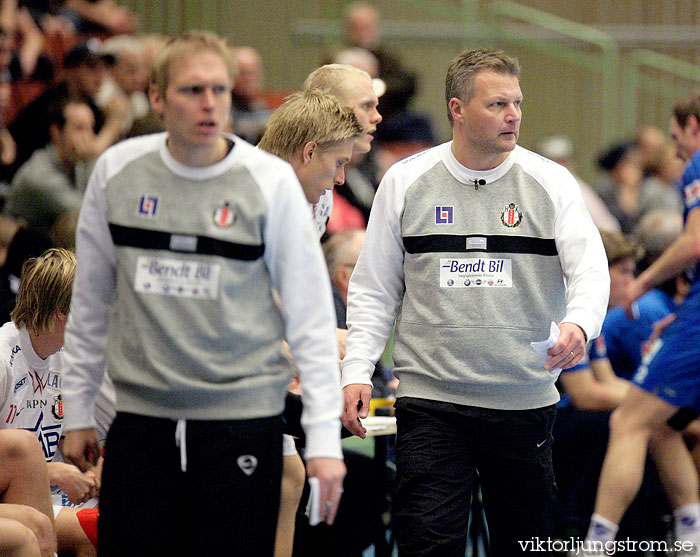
[{"left": 175, "top": 419, "right": 187, "bottom": 472}]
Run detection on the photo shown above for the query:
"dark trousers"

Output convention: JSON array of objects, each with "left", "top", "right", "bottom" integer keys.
[
  {"left": 393, "top": 397, "right": 557, "bottom": 557},
  {"left": 98, "top": 412, "right": 283, "bottom": 556}
]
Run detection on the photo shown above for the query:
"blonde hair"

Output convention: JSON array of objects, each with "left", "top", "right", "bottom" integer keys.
[
  {"left": 11, "top": 248, "right": 76, "bottom": 334},
  {"left": 150, "top": 30, "right": 237, "bottom": 94},
  {"left": 445, "top": 48, "right": 520, "bottom": 124},
  {"left": 258, "top": 89, "right": 363, "bottom": 161},
  {"left": 303, "top": 64, "right": 372, "bottom": 105}
]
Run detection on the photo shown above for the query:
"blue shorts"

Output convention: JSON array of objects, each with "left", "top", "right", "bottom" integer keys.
[{"left": 632, "top": 303, "right": 700, "bottom": 412}]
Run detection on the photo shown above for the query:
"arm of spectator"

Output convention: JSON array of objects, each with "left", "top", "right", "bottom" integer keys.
[
  {"left": 63, "top": 0, "right": 138, "bottom": 34},
  {"left": 0, "top": 0, "right": 18, "bottom": 35},
  {"left": 86, "top": 93, "right": 130, "bottom": 158},
  {"left": 15, "top": 8, "right": 44, "bottom": 78},
  {"left": 46, "top": 461, "right": 96, "bottom": 505},
  {"left": 0, "top": 503, "right": 55, "bottom": 556}
]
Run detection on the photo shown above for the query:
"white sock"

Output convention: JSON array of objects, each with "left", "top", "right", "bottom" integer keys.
[
  {"left": 674, "top": 503, "right": 700, "bottom": 545},
  {"left": 585, "top": 513, "right": 618, "bottom": 544}
]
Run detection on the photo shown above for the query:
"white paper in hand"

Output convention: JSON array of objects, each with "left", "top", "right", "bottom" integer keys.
[
  {"left": 530, "top": 321, "right": 562, "bottom": 373},
  {"left": 305, "top": 476, "right": 322, "bottom": 526}
]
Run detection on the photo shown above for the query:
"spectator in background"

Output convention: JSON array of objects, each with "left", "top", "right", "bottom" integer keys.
[
  {"left": 596, "top": 140, "right": 681, "bottom": 234},
  {"left": 9, "top": 38, "right": 128, "bottom": 174},
  {"left": 342, "top": 1, "right": 434, "bottom": 148},
  {"left": 96, "top": 34, "right": 150, "bottom": 136},
  {"left": 230, "top": 45, "right": 271, "bottom": 145},
  {"left": 20, "top": 0, "right": 137, "bottom": 37},
  {"left": 0, "top": 2, "right": 53, "bottom": 82},
  {"left": 537, "top": 135, "right": 620, "bottom": 233},
  {"left": 6, "top": 98, "right": 96, "bottom": 235},
  {"left": 635, "top": 125, "right": 668, "bottom": 178},
  {"left": 601, "top": 210, "right": 686, "bottom": 381}
]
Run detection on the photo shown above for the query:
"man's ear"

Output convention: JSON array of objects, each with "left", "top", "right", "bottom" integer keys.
[
  {"left": 449, "top": 97, "right": 464, "bottom": 125},
  {"left": 302, "top": 141, "right": 317, "bottom": 164},
  {"left": 689, "top": 114, "right": 700, "bottom": 136},
  {"left": 148, "top": 83, "right": 164, "bottom": 115}
]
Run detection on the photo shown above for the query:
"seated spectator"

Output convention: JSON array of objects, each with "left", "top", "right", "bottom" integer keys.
[
  {"left": 0, "top": 429, "right": 55, "bottom": 556},
  {"left": 20, "top": 0, "right": 137, "bottom": 37},
  {"left": 603, "top": 210, "right": 686, "bottom": 380},
  {"left": 596, "top": 140, "right": 681, "bottom": 233},
  {"left": 0, "top": 248, "right": 98, "bottom": 555},
  {"left": 96, "top": 34, "right": 150, "bottom": 135},
  {"left": 553, "top": 230, "right": 665, "bottom": 543},
  {"left": 537, "top": 135, "right": 620, "bottom": 233},
  {"left": 6, "top": 97, "right": 95, "bottom": 235},
  {"left": 230, "top": 45, "right": 271, "bottom": 145},
  {"left": 9, "top": 38, "right": 127, "bottom": 173}
]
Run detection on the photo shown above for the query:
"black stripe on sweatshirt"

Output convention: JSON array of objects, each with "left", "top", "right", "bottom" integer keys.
[
  {"left": 109, "top": 223, "right": 264, "bottom": 261},
  {"left": 403, "top": 234, "right": 557, "bottom": 256}
]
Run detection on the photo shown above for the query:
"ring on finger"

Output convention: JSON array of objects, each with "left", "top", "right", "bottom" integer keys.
[{"left": 569, "top": 351, "right": 575, "bottom": 359}]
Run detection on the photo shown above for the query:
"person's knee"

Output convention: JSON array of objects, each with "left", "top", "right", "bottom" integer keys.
[
  {"left": 0, "top": 518, "right": 41, "bottom": 556},
  {"left": 0, "top": 429, "right": 42, "bottom": 461},
  {"left": 0, "top": 505, "right": 55, "bottom": 556},
  {"left": 281, "top": 454, "right": 306, "bottom": 504}
]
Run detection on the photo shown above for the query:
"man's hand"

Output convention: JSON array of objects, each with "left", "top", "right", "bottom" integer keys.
[
  {"left": 545, "top": 321, "right": 587, "bottom": 371},
  {"left": 62, "top": 428, "right": 100, "bottom": 472},
  {"left": 47, "top": 462, "right": 97, "bottom": 505},
  {"left": 342, "top": 384, "right": 372, "bottom": 439},
  {"left": 305, "top": 457, "right": 346, "bottom": 526}
]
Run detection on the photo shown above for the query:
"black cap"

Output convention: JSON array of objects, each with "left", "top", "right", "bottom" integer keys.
[{"left": 64, "top": 38, "right": 115, "bottom": 69}]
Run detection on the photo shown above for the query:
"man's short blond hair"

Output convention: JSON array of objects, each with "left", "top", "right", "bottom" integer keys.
[
  {"left": 150, "top": 30, "right": 237, "bottom": 94},
  {"left": 445, "top": 48, "right": 520, "bottom": 125},
  {"left": 258, "top": 89, "right": 363, "bottom": 161},
  {"left": 302, "top": 64, "right": 372, "bottom": 105},
  {"left": 11, "top": 248, "right": 76, "bottom": 335}
]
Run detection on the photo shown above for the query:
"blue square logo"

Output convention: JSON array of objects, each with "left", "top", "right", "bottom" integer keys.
[{"left": 435, "top": 206, "right": 453, "bottom": 225}]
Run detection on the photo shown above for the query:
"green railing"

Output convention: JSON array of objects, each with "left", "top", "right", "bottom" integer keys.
[
  {"left": 483, "top": 0, "right": 619, "bottom": 145},
  {"left": 621, "top": 49, "right": 700, "bottom": 137}
]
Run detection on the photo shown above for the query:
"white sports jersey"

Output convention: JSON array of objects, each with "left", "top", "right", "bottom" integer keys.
[
  {"left": 0, "top": 322, "right": 63, "bottom": 459},
  {"left": 311, "top": 190, "right": 333, "bottom": 240}
]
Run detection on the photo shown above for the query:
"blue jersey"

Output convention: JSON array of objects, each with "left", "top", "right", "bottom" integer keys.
[
  {"left": 632, "top": 149, "right": 700, "bottom": 411},
  {"left": 603, "top": 290, "right": 677, "bottom": 381}
]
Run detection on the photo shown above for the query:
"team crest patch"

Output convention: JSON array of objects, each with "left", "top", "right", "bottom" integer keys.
[
  {"left": 137, "top": 194, "right": 159, "bottom": 217},
  {"left": 500, "top": 203, "right": 522, "bottom": 227},
  {"left": 213, "top": 202, "right": 235, "bottom": 228},
  {"left": 435, "top": 206, "right": 454, "bottom": 225},
  {"left": 51, "top": 394, "right": 63, "bottom": 420}
]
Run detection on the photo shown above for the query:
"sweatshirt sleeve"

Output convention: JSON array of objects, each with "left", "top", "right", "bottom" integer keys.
[
  {"left": 341, "top": 165, "right": 407, "bottom": 388},
  {"left": 61, "top": 155, "right": 117, "bottom": 432},
  {"left": 550, "top": 166, "right": 610, "bottom": 340},
  {"left": 262, "top": 164, "right": 343, "bottom": 461}
]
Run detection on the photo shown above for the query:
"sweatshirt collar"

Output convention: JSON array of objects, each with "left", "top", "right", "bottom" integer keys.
[{"left": 440, "top": 141, "right": 518, "bottom": 186}]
